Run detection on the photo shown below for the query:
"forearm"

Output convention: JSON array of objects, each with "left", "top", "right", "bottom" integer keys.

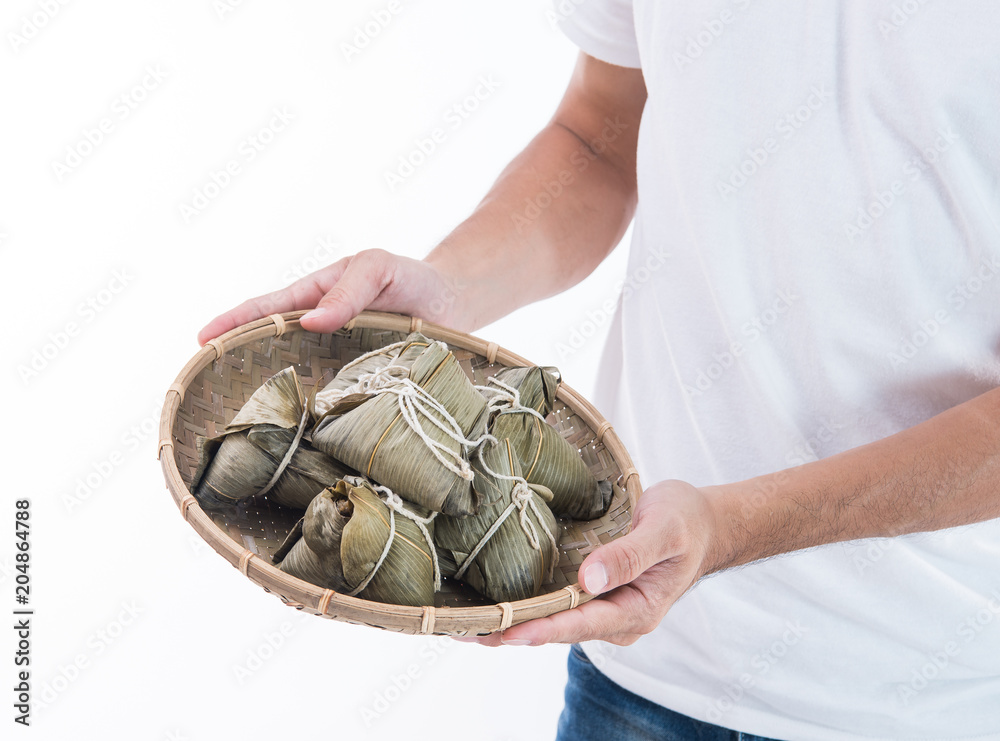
[
  {"left": 425, "top": 123, "right": 635, "bottom": 329},
  {"left": 705, "top": 386, "right": 1000, "bottom": 573},
  {"left": 425, "top": 54, "right": 646, "bottom": 330}
]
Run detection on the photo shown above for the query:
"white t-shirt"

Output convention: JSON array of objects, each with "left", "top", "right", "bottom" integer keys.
[{"left": 560, "top": 2, "right": 1000, "bottom": 739}]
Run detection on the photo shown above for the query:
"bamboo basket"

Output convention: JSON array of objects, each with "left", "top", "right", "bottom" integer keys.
[{"left": 159, "top": 311, "right": 641, "bottom": 636}]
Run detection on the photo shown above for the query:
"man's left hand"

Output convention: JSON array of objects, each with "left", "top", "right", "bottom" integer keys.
[{"left": 456, "top": 479, "right": 718, "bottom": 647}]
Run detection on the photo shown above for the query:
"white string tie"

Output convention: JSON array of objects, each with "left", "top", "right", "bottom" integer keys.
[
  {"left": 317, "top": 343, "right": 486, "bottom": 482},
  {"left": 345, "top": 484, "right": 442, "bottom": 596},
  {"left": 475, "top": 376, "right": 548, "bottom": 422},
  {"left": 454, "top": 438, "right": 559, "bottom": 583},
  {"left": 313, "top": 342, "right": 407, "bottom": 415},
  {"left": 363, "top": 369, "right": 484, "bottom": 482},
  {"left": 345, "top": 504, "right": 395, "bottom": 597},
  {"left": 255, "top": 404, "right": 310, "bottom": 498},
  {"left": 376, "top": 485, "right": 442, "bottom": 592}
]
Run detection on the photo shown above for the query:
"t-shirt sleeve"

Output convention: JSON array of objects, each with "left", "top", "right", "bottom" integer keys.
[{"left": 557, "top": 0, "right": 641, "bottom": 69}]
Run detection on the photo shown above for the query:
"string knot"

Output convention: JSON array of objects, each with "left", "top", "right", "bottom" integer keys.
[
  {"left": 363, "top": 373, "right": 481, "bottom": 482},
  {"left": 476, "top": 376, "right": 548, "bottom": 422},
  {"left": 373, "top": 484, "right": 441, "bottom": 592},
  {"left": 453, "top": 439, "right": 560, "bottom": 583}
]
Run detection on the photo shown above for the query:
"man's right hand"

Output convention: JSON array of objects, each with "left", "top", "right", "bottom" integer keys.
[{"left": 197, "top": 249, "right": 465, "bottom": 345}]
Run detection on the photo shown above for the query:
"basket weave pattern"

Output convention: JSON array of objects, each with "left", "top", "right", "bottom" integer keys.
[{"left": 159, "top": 311, "right": 641, "bottom": 636}]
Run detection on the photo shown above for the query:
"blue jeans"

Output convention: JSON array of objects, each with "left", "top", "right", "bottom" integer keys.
[{"left": 556, "top": 644, "right": 783, "bottom": 741}]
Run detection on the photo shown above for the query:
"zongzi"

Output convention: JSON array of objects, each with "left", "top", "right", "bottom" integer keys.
[
  {"left": 435, "top": 438, "right": 559, "bottom": 603},
  {"left": 273, "top": 477, "right": 438, "bottom": 607},
  {"left": 192, "top": 367, "right": 351, "bottom": 510},
  {"left": 312, "top": 336, "right": 490, "bottom": 517},
  {"left": 481, "top": 368, "right": 612, "bottom": 521}
]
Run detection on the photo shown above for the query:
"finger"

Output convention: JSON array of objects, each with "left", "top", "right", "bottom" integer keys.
[
  {"left": 496, "top": 582, "right": 657, "bottom": 646},
  {"left": 196, "top": 263, "right": 348, "bottom": 344},
  {"left": 446, "top": 601, "right": 632, "bottom": 648},
  {"left": 460, "top": 632, "right": 505, "bottom": 648},
  {"left": 299, "top": 249, "right": 396, "bottom": 333},
  {"left": 196, "top": 293, "right": 307, "bottom": 345},
  {"left": 577, "top": 509, "right": 681, "bottom": 598}
]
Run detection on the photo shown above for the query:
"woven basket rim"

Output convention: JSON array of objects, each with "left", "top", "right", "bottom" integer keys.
[{"left": 158, "top": 310, "right": 642, "bottom": 635}]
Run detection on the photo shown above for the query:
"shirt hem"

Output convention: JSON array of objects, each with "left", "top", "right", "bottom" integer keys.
[
  {"left": 581, "top": 648, "right": 1000, "bottom": 741},
  {"left": 558, "top": 14, "right": 642, "bottom": 69}
]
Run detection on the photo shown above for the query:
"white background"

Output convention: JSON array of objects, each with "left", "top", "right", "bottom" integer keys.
[{"left": 2, "top": 1, "right": 631, "bottom": 739}]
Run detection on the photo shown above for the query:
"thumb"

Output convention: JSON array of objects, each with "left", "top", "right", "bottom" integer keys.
[
  {"left": 299, "top": 250, "right": 392, "bottom": 333},
  {"left": 578, "top": 515, "right": 670, "bottom": 596}
]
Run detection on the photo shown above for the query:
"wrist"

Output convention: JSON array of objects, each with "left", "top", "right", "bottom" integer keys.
[
  {"left": 699, "top": 483, "right": 746, "bottom": 576},
  {"left": 420, "top": 251, "right": 481, "bottom": 332},
  {"left": 699, "top": 475, "right": 799, "bottom": 575},
  {"left": 699, "top": 464, "right": 853, "bottom": 575}
]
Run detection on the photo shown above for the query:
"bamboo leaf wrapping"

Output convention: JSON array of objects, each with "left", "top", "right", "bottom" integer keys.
[
  {"left": 312, "top": 334, "right": 426, "bottom": 417},
  {"left": 490, "top": 366, "right": 561, "bottom": 416},
  {"left": 312, "top": 337, "right": 489, "bottom": 516},
  {"left": 273, "top": 478, "right": 436, "bottom": 606},
  {"left": 272, "top": 487, "right": 351, "bottom": 592},
  {"left": 484, "top": 365, "right": 612, "bottom": 521},
  {"left": 192, "top": 368, "right": 351, "bottom": 510},
  {"left": 340, "top": 482, "right": 436, "bottom": 606},
  {"left": 434, "top": 439, "right": 558, "bottom": 603},
  {"left": 491, "top": 411, "right": 612, "bottom": 521},
  {"left": 247, "top": 426, "right": 355, "bottom": 509},
  {"left": 226, "top": 366, "right": 305, "bottom": 432}
]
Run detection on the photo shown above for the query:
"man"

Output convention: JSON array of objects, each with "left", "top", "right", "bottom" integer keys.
[{"left": 200, "top": 2, "right": 1000, "bottom": 739}]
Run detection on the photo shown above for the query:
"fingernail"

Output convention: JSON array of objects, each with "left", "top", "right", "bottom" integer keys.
[
  {"left": 301, "top": 308, "right": 328, "bottom": 322},
  {"left": 501, "top": 638, "right": 532, "bottom": 646},
  {"left": 450, "top": 636, "right": 481, "bottom": 643},
  {"left": 583, "top": 562, "right": 608, "bottom": 594}
]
